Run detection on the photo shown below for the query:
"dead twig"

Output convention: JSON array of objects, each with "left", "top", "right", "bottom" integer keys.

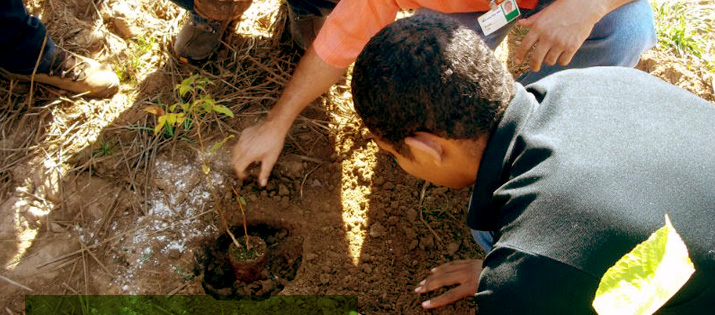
[
  {"left": 0, "top": 275, "right": 34, "bottom": 292},
  {"left": 167, "top": 280, "right": 191, "bottom": 295},
  {"left": 418, "top": 180, "right": 443, "bottom": 246},
  {"left": 300, "top": 163, "right": 322, "bottom": 201}
]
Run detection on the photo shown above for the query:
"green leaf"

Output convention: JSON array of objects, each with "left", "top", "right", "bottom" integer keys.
[
  {"left": 593, "top": 214, "right": 695, "bottom": 315},
  {"left": 202, "top": 95, "right": 215, "bottom": 106},
  {"left": 212, "top": 105, "right": 234, "bottom": 118},
  {"left": 154, "top": 116, "right": 167, "bottom": 134},
  {"left": 238, "top": 196, "right": 247, "bottom": 207},
  {"left": 202, "top": 164, "right": 210, "bottom": 175},
  {"left": 166, "top": 113, "right": 177, "bottom": 126},
  {"left": 209, "top": 135, "right": 235, "bottom": 153},
  {"left": 176, "top": 113, "right": 186, "bottom": 125},
  {"left": 201, "top": 102, "right": 211, "bottom": 113},
  {"left": 179, "top": 84, "right": 189, "bottom": 98},
  {"left": 165, "top": 123, "right": 174, "bottom": 137}
]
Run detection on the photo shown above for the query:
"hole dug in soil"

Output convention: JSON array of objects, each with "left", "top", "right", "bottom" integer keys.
[{"left": 197, "top": 223, "right": 303, "bottom": 298}]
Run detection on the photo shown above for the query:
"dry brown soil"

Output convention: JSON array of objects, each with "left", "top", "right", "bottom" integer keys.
[{"left": 1, "top": 0, "right": 713, "bottom": 314}]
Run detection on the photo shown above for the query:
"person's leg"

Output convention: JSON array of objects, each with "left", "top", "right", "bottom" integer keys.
[
  {"left": 417, "top": 0, "right": 655, "bottom": 85},
  {"left": 285, "top": 0, "right": 340, "bottom": 50},
  {"left": 0, "top": 0, "right": 57, "bottom": 74},
  {"left": 170, "top": 0, "right": 194, "bottom": 11},
  {"left": 471, "top": 229, "right": 496, "bottom": 253},
  {"left": 0, "top": 0, "right": 119, "bottom": 97},
  {"left": 173, "top": 0, "right": 252, "bottom": 62},
  {"left": 517, "top": 0, "right": 656, "bottom": 85}
]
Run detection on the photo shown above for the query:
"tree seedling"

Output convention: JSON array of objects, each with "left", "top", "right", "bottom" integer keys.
[{"left": 145, "top": 74, "right": 234, "bottom": 137}]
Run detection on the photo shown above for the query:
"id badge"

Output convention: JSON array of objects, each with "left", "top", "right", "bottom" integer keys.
[{"left": 478, "top": 0, "right": 521, "bottom": 36}]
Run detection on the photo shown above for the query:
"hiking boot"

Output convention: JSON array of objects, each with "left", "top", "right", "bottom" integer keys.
[
  {"left": 173, "top": 12, "right": 229, "bottom": 62},
  {"left": 0, "top": 48, "right": 119, "bottom": 98},
  {"left": 287, "top": 7, "right": 328, "bottom": 51}
]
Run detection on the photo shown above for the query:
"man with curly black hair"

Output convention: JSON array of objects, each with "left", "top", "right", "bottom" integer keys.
[{"left": 352, "top": 14, "right": 714, "bottom": 313}]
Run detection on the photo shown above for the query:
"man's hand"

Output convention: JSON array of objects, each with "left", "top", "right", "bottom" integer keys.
[
  {"left": 230, "top": 46, "right": 347, "bottom": 186},
  {"left": 514, "top": 0, "right": 606, "bottom": 72},
  {"left": 232, "top": 120, "right": 289, "bottom": 187},
  {"left": 414, "top": 259, "right": 484, "bottom": 309}
]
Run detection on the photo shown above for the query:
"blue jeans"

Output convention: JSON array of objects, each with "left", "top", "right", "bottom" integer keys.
[
  {"left": 471, "top": 229, "right": 496, "bottom": 253},
  {"left": 0, "top": 0, "right": 57, "bottom": 74},
  {"left": 418, "top": 0, "right": 656, "bottom": 85}
]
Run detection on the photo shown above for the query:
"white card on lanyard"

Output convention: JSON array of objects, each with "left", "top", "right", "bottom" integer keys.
[{"left": 477, "top": 0, "right": 521, "bottom": 36}]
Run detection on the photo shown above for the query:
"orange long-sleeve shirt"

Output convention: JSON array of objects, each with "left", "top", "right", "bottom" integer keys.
[{"left": 313, "top": 0, "right": 539, "bottom": 68}]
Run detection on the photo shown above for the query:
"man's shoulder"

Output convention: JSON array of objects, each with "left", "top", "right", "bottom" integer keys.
[
  {"left": 526, "top": 66, "right": 675, "bottom": 96},
  {"left": 523, "top": 66, "right": 712, "bottom": 119}
]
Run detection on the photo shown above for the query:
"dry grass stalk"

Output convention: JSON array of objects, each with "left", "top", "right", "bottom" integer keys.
[
  {"left": 418, "top": 180, "right": 443, "bottom": 247},
  {"left": 0, "top": 275, "right": 34, "bottom": 292}
]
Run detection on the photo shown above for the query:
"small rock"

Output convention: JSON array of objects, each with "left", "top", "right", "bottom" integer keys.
[
  {"left": 361, "top": 264, "right": 373, "bottom": 274},
  {"left": 403, "top": 227, "right": 416, "bottom": 239},
  {"left": 213, "top": 286, "right": 233, "bottom": 296},
  {"left": 319, "top": 274, "right": 331, "bottom": 284},
  {"left": 409, "top": 240, "right": 419, "bottom": 251},
  {"left": 278, "top": 160, "right": 303, "bottom": 178},
  {"left": 261, "top": 279, "right": 274, "bottom": 292},
  {"left": 387, "top": 216, "right": 399, "bottom": 226},
  {"left": 311, "top": 179, "right": 322, "bottom": 188},
  {"left": 369, "top": 222, "right": 386, "bottom": 238},
  {"left": 49, "top": 222, "right": 65, "bottom": 233},
  {"left": 419, "top": 235, "right": 435, "bottom": 250},
  {"left": 447, "top": 242, "right": 460, "bottom": 255},
  {"left": 272, "top": 195, "right": 282, "bottom": 202},
  {"left": 112, "top": 17, "right": 136, "bottom": 39},
  {"left": 167, "top": 249, "right": 181, "bottom": 260},
  {"left": 247, "top": 194, "right": 258, "bottom": 202},
  {"left": 362, "top": 253, "right": 373, "bottom": 263},
  {"left": 373, "top": 176, "right": 385, "bottom": 186},
  {"left": 383, "top": 182, "right": 395, "bottom": 190},
  {"left": 406, "top": 209, "right": 418, "bottom": 222},
  {"left": 278, "top": 184, "right": 290, "bottom": 196},
  {"left": 305, "top": 253, "right": 318, "bottom": 261}
]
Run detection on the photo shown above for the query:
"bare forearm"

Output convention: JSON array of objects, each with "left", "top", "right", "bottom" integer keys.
[{"left": 266, "top": 46, "right": 347, "bottom": 130}]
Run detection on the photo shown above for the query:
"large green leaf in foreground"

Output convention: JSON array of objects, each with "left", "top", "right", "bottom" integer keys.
[{"left": 592, "top": 215, "right": 695, "bottom": 315}]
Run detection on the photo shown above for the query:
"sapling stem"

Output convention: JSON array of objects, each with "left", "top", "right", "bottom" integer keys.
[
  {"left": 232, "top": 187, "right": 251, "bottom": 250},
  {"left": 196, "top": 115, "right": 242, "bottom": 250}
]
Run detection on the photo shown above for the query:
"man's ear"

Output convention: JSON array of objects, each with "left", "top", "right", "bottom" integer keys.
[{"left": 404, "top": 132, "right": 444, "bottom": 165}]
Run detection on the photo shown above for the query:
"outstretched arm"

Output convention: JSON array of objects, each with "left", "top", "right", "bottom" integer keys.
[
  {"left": 232, "top": 0, "right": 401, "bottom": 186},
  {"left": 231, "top": 46, "right": 346, "bottom": 186},
  {"left": 514, "top": 0, "right": 636, "bottom": 71}
]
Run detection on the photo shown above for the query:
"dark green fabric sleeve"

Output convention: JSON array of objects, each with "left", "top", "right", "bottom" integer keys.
[{"left": 475, "top": 247, "right": 599, "bottom": 314}]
